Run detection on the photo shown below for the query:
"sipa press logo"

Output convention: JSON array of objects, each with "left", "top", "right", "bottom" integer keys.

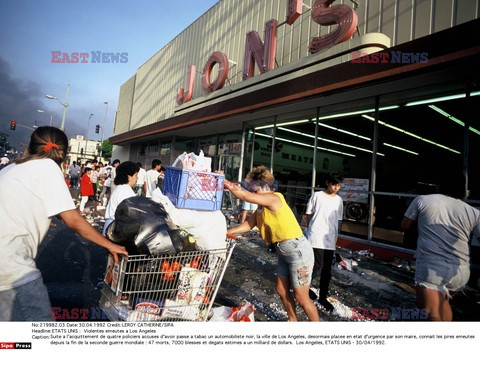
[
  {"left": 0, "top": 342, "right": 32, "bottom": 350},
  {"left": 51, "top": 51, "right": 128, "bottom": 63}
]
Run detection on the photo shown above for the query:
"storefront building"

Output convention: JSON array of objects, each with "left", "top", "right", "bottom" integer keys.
[
  {"left": 110, "top": 0, "right": 480, "bottom": 275},
  {"left": 67, "top": 136, "right": 105, "bottom": 165}
]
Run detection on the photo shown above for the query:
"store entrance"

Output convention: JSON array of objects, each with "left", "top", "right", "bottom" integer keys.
[{"left": 218, "top": 154, "right": 241, "bottom": 182}]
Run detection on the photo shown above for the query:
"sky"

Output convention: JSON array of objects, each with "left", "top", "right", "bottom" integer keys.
[{"left": 0, "top": 0, "right": 219, "bottom": 150}]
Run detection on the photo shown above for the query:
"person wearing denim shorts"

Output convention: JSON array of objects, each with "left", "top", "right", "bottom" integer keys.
[
  {"left": 226, "top": 166, "right": 319, "bottom": 321},
  {"left": 401, "top": 176, "right": 480, "bottom": 321},
  {"left": 275, "top": 236, "right": 315, "bottom": 289},
  {"left": 240, "top": 200, "right": 258, "bottom": 223}
]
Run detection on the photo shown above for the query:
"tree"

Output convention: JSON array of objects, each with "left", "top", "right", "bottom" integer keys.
[{"left": 101, "top": 139, "right": 112, "bottom": 159}]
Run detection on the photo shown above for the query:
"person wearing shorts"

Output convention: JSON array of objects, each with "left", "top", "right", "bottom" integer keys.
[
  {"left": 401, "top": 175, "right": 480, "bottom": 321},
  {"left": 414, "top": 259, "right": 470, "bottom": 299},
  {"left": 226, "top": 166, "right": 319, "bottom": 322},
  {"left": 240, "top": 200, "right": 258, "bottom": 222}
]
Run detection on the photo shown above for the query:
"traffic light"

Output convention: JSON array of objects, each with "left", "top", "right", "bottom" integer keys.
[
  {"left": 95, "top": 124, "right": 100, "bottom": 134},
  {"left": 10, "top": 121, "right": 16, "bottom": 130}
]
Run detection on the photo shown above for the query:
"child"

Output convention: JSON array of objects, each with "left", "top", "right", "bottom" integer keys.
[
  {"left": 305, "top": 174, "right": 344, "bottom": 312},
  {"left": 240, "top": 200, "right": 258, "bottom": 223},
  {"left": 79, "top": 167, "right": 94, "bottom": 214},
  {"left": 64, "top": 173, "right": 70, "bottom": 188}
]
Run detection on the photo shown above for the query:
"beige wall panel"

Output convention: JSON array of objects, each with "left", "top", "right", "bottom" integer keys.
[
  {"left": 299, "top": 5, "right": 312, "bottom": 57},
  {"left": 454, "top": 0, "right": 478, "bottom": 25},
  {"left": 396, "top": 0, "right": 414, "bottom": 44},
  {"left": 367, "top": 0, "right": 382, "bottom": 33},
  {"left": 115, "top": 75, "right": 136, "bottom": 134},
  {"left": 381, "top": 0, "right": 397, "bottom": 39},
  {"left": 356, "top": 0, "right": 369, "bottom": 36},
  {"left": 117, "top": 0, "right": 479, "bottom": 135},
  {"left": 414, "top": 0, "right": 433, "bottom": 39},
  {"left": 433, "top": 0, "right": 454, "bottom": 32}
]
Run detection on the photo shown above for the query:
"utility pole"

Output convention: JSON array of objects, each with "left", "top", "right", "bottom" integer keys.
[{"left": 99, "top": 102, "right": 108, "bottom": 159}]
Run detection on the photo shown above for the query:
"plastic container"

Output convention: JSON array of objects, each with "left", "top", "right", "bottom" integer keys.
[{"left": 162, "top": 167, "right": 224, "bottom": 211}]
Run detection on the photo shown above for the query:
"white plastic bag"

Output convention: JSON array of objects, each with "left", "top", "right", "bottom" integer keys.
[
  {"left": 171, "top": 152, "right": 190, "bottom": 169},
  {"left": 151, "top": 189, "right": 227, "bottom": 251},
  {"left": 190, "top": 150, "right": 211, "bottom": 172},
  {"left": 171, "top": 150, "right": 212, "bottom": 172},
  {"left": 210, "top": 303, "right": 255, "bottom": 322}
]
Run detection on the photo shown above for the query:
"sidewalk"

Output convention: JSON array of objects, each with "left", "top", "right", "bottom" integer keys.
[
  {"left": 218, "top": 228, "right": 480, "bottom": 321},
  {"left": 37, "top": 192, "right": 480, "bottom": 321}
]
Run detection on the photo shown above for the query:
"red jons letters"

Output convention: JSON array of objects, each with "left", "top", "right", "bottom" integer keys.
[{"left": 176, "top": 0, "right": 357, "bottom": 105}]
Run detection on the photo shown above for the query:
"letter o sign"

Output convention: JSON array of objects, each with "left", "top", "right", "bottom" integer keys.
[{"left": 202, "top": 51, "right": 229, "bottom": 93}]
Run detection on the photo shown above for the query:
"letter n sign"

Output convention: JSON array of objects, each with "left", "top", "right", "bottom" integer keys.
[{"left": 242, "top": 19, "right": 278, "bottom": 80}]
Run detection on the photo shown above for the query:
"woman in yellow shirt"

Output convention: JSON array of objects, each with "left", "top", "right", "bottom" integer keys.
[{"left": 225, "top": 166, "right": 319, "bottom": 322}]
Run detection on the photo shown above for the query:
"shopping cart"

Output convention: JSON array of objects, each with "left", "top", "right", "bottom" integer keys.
[{"left": 99, "top": 235, "right": 236, "bottom": 322}]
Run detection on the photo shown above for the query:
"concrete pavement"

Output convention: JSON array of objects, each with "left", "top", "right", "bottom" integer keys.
[{"left": 35, "top": 191, "right": 480, "bottom": 321}]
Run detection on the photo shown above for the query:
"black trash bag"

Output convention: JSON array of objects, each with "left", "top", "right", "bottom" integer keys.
[
  {"left": 107, "top": 196, "right": 180, "bottom": 256},
  {"left": 168, "top": 228, "right": 198, "bottom": 253}
]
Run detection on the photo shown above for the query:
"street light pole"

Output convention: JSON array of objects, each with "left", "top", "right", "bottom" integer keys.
[
  {"left": 45, "top": 83, "right": 70, "bottom": 132},
  {"left": 16, "top": 123, "right": 36, "bottom": 131},
  {"left": 37, "top": 109, "right": 53, "bottom": 126},
  {"left": 100, "top": 101, "right": 108, "bottom": 159},
  {"left": 87, "top": 113, "right": 94, "bottom": 140},
  {"left": 60, "top": 84, "right": 70, "bottom": 132}
]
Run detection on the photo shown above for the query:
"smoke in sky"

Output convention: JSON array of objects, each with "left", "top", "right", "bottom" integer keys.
[{"left": 0, "top": 57, "right": 90, "bottom": 152}]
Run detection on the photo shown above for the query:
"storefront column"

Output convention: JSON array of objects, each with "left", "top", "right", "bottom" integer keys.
[
  {"left": 214, "top": 134, "right": 220, "bottom": 171},
  {"left": 169, "top": 136, "right": 176, "bottom": 165},
  {"left": 368, "top": 97, "right": 380, "bottom": 241},
  {"left": 311, "top": 107, "right": 320, "bottom": 195},
  {"left": 238, "top": 122, "right": 247, "bottom": 182},
  {"left": 270, "top": 116, "right": 277, "bottom": 173},
  {"left": 464, "top": 86, "right": 471, "bottom": 198},
  {"left": 250, "top": 129, "right": 255, "bottom": 171}
]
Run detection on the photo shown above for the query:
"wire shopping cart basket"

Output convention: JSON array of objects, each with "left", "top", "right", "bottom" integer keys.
[{"left": 99, "top": 236, "right": 236, "bottom": 322}]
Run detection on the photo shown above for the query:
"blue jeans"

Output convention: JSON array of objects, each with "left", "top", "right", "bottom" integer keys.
[
  {"left": 0, "top": 277, "right": 53, "bottom": 321},
  {"left": 274, "top": 236, "right": 314, "bottom": 288},
  {"left": 70, "top": 176, "right": 79, "bottom": 188}
]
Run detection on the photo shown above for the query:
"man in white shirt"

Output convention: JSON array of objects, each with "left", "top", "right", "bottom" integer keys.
[
  {"left": 109, "top": 159, "right": 121, "bottom": 193},
  {"left": 98, "top": 162, "right": 113, "bottom": 203},
  {"left": 305, "top": 174, "right": 344, "bottom": 311},
  {"left": 100, "top": 163, "right": 113, "bottom": 179},
  {"left": 135, "top": 162, "right": 147, "bottom": 196},
  {"left": 145, "top": 159, "right": 161, "bottom": 198},
  {"left": 0, "top": 154, "right": 9, "bottom": 167}
]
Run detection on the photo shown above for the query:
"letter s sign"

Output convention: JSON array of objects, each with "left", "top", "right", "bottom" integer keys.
[{"left": 309, "top": 0, "right": 358, "bottom": 54}]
